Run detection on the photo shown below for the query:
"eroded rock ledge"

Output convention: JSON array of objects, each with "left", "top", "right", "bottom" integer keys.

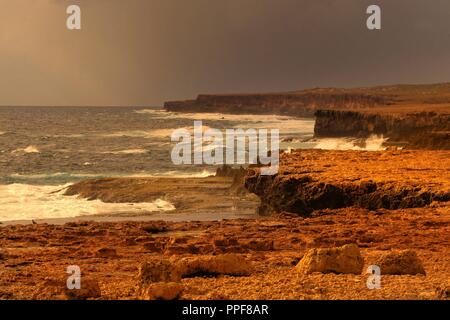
[{"left": 245, "top": 150, "right": 450, "bottom": 216}]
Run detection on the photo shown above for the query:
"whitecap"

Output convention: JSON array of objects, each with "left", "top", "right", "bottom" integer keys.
[{"left": 313, "top": 135, "right": 387, "bottom": 151}]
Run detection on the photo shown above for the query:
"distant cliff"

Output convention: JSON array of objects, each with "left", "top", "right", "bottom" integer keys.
[
  {"left": 164, "top": 92, "right": 388, "bottom": 117},
  {"left": 164, "top": 83, "right": 450, "bottom": 149},
  {"left": 165, "top": 83, "right": 450, "bottom": 116}
]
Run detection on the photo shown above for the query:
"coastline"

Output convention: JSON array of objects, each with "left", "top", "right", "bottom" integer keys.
[{"left": 1, "top": 149, "right": 449, "bottom": 300}]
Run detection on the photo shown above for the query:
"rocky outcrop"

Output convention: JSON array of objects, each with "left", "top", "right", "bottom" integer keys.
[
  {"left": 137, "top": 254, "right": 252, "bottom": 299},
  {"left": 137, "top": 259, "right": 184, "bottom": 300},
  {"left": 296, "top": 244, "right": 364, "bottom": 275},
  {"left": 245, "top": 150, "right": 450, "bottom": 216},
  {"left": 165, "top": 83, "right": 450, "bottom": 150},
  {"left": 315, "top": 110, "right": 450, "bottom": 149},
  {"left": 374, "top": 250, "right": 426, "bottom": 275}
]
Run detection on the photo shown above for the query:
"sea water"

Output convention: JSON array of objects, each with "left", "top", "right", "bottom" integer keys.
[{"left": 0, "top": 106, "right": 383, "bottom": 221}]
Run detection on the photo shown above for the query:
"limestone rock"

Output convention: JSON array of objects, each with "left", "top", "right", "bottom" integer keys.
[
  {"left": 376, "top": 250, "right": 426, "bottom": 275},
  {"left": 296, "top": 244, "right": 364, "bottom": 274},
  {"left": 137, "top": 259, "right": 184, "bottom": 300},
  {"left": 137, "top": 259, "right": 182, "bottom": 287}
]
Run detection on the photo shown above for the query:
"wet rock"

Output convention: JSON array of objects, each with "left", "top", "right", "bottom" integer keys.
[
  {"left": 178, "top": 254, "right": 253, "bottom": 277},
  {"left": 375, "top": 250, "right": 426, "bottom": 275},
  {"left": 296, "top": 244, "right": 364, "bottom": 274}
]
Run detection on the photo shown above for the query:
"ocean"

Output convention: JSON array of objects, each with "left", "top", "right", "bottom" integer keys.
[{"left": 0, "top": 106, "right": 384, "bottom": 221}]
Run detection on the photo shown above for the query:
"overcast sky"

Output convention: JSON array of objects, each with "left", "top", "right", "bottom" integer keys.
[{"left": 0, "top": 0, "right": 449, "bottom": 106}]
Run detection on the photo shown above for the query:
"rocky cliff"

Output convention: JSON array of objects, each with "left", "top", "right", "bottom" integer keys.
[
  {"left": 165, "top": 92, "right": 389, "bottom": 117},
  {"left": 314, "top": 110, "right": 450, "bottom": 149},
  {"left": 245, "top": 149, "right": 450, "bottom": 216},
  {"left": 165, "top": 83, "right": 450, "bottom": 149}
]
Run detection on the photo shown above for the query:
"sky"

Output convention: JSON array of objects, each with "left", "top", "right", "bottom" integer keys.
[{"left": 0, "top": 0, "right": 449, "bottom": 106}]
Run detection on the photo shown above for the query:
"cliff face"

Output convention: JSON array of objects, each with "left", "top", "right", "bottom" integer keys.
[
  {"left": 164, "top": 92, "right": 388, "bottom": 117},
  {"left": 315, "top": 110, "right": 450, "bottom": 149},
  {"left": 165, "top": 83, "right": 450, "bottom": 116},
  {"left": 245, "top": 150, "right": 450, "bottom": 216}
]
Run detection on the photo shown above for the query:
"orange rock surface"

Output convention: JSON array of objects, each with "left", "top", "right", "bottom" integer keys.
[{"left": 0, "top": 203, "right": 448, "bottom": 300}]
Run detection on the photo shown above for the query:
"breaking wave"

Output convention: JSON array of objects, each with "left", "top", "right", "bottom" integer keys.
[
  {"left": 313, "top": 135, "right": 387, "bottom": 151},
  {"left": 0, "top": 184, "right": 175, "bottom": 222}
]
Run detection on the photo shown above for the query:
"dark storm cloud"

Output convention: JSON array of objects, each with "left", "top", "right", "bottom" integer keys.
[{"left": 0, "top": 0, "right": 449, "bottom": 106}]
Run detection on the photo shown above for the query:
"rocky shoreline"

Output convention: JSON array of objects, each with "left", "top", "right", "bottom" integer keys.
[
  {"left": 245, "top": 150, "right": 450, "bottom": 215},
  {"left": 0, "top": 150, "right": 449, "bottom": 300},
  {"left": 165, "top": 83, "right": 450, "bottom": 149}
]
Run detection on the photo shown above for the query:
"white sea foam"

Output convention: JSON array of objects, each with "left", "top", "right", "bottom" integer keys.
[
  {"left": 129, "top": 169, "right": 216, "bottom": 178},
  {"left": 103, "top": 125, "right": 214, "bottom": 139},
  {"left": 0, "top": 184, "right": 175, "bottom": 222},
  {"left": 136, "top": 108, "right": 305, "bottom": 123},
  {"left": 313, "top": 135, "right": 387, "bottom": 151}
]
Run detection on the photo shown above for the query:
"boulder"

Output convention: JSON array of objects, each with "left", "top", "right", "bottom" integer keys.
[
  {"left": 137, "top": 259, "right": 182, "bottom": 286},
  {"left": 137, "top": 259, "right": 184, "bottom": 300},
  {"left": 375, "top": 250, "right": 426, "bottom": 275},
  {"left": 296, "top": 244, "right": 364, "bottom": 274}
]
